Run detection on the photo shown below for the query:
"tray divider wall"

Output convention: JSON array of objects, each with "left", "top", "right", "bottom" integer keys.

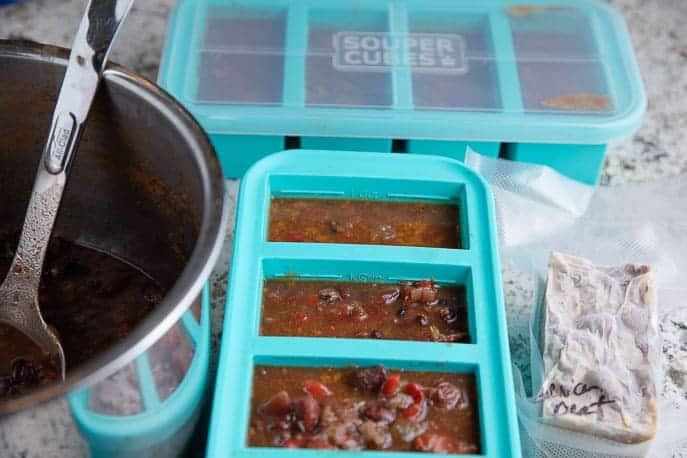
[
  {"left": 251, "top": 339, "right": 482, "bottom": 369},
  {"left": 261, "top": 243, "right": 477, "bottom": 268},
  {"left": 489, "top": 9, "right": 523, "bottom": 113},
  {"left": 282, "top": 3, "right": 308, "bottom": 107},
  {"left": 183, "top": 0, "right": 210, "bottom": 103},
  {"left": 389, "top": 2, "right": 415, "bottom": 110}
]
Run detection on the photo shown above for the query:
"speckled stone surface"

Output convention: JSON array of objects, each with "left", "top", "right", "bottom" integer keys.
[{"left": 0, "top": 0, "right": 685, "bottom": 457}]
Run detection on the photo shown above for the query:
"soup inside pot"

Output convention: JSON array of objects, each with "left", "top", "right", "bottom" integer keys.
[{"left": 0, "top": 234, "right": 168, "bottom": 399}]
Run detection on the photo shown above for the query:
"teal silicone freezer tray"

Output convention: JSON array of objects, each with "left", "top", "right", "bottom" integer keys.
[
  {"left": 159, "top": 0, "right": 645, "bottom": 184},
  {"left": 67, "top": 286, "right": 211, "bottom": 458},
  {"left": 207, "top": 151, "right": 521, "bottom": 457}
]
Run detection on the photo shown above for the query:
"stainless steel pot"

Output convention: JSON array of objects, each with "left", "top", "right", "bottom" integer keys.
[{"left": 0, "top": 40, "right": 226, "bottom": 455}]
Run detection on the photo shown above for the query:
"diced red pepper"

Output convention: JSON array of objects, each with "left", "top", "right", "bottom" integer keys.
[
  {"left": 283, "top": 439, "right": 300, "bottom": 448},
  {"left": 303, "top": 380, "right": 333, "bottom": 398},
  {"left": 399, "top": 383, "right": 427, "bottom": 422},
  {"left": 295, "top": 312, "right": 309, "bottom": 324},
  {"left": 404, "top": 382, "right": 425, "bottom": 404},
  {"left": 381, "top": 374, "right": 401, "bottom": 396},
  {"left": 304, "top": 294, "right": 319, "bottom": 306}
]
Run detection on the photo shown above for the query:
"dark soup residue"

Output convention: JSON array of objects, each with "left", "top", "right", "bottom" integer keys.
[
  {"left": 268, "top": 198, "right": 461, "bottom": 248},
  {"left": 0, "top": 236, "right": 167, "bottom": 398},
  {"left": 249, "top": 365, "right": 481, "bottom": 454},
  {"left": 261, "top": 279, "right": 469, "bottom": 343}
]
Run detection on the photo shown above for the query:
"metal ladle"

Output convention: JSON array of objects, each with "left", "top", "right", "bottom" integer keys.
[{"left": 0, "top": 0, "right": 134, "bottom": 380}]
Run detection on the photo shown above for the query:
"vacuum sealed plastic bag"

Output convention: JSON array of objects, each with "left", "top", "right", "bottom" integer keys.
[{"left": 465, "top": 150, "right": 687, "bottom": 457}]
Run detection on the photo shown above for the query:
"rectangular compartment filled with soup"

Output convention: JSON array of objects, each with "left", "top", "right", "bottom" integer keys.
[
  {"left": 261, "top": 279, "right": 469, "bottom": 343},
  {"left": 268, "top": 198, "right": 462, "bottom": 248},
  {"left": 248, "top": 365, "right": 481, "bottom": 454}
]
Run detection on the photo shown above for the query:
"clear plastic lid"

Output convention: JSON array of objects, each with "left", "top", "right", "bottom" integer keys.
[{"left": 161, "top": 0, "right": 646, "bottom": 144}]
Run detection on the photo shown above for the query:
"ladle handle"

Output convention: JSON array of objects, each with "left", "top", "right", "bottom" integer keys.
[
  {"left": 45, "top": 0, "right": 135, "bottom": 175},
  {"left": 11, "top": 0, "right": 135, "bottom": 283}
]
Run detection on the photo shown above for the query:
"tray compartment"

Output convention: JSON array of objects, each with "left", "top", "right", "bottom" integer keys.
[
  {"left": 148, "top": 321, "right": 196, "bottom": 402},
  {"left": 299, "top": 136, "right": 392, "bottom": 153},
  {"left": 306, "top": 8, "right": 393, "bottom": 108},
  {"left": 245, "top": 359, "right": 483, "bottom": 453},
  {"left": 259, "top": 258, "right": 476, "bottom": 344},
  {"left": 509, "top": 6, "right": 613, "bottom": 113},
  {"left": 409, "top": 13, "right": 501, "bottom": 111},
  {"left": 406, "top": 140, "right": 500, "bottom": 160},
  {"left": 266, "top": 173, "right": 470, "bottom": 249},
  {"left": 197, "top": 6, "right": 287, "bottom": 104},
  {"left": 508, "top": 6, "right": 599, "bottom": 59},
  {"left": 88, "top": 361, "right": 144, "bottom": 416},
  {"left": 517, "top": 61, "right": 612, "bottom": 113}
]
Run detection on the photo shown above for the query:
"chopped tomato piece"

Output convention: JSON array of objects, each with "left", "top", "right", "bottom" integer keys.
[
  {"left": 303, "top": 380, "right": 333, "bottom": 398},
  {"left": 404, "top": 382, "right": 425, "bottom": 404},
  {"left": 306, "top": 439, "right": 333, "bottom": 449},
  {"left": 400, "top": 400, "right": 427, "bottom": 422},
  {"left": 283, "top": 439, "right": 300, "bottom": 448},
  {"left": 381, "top": 374, "right": 401, "bottom": 396}
]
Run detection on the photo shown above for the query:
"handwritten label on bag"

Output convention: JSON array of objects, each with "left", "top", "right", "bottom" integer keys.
[
  {"left": 333, "top": 32, "right": 468, "bottom": 74},
  {"left": 537, "top": 382, "right": 617, "bottom": 421}
]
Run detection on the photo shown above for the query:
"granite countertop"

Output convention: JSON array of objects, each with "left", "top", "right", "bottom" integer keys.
[{"left": 0, "top": 0, "right": 685, "bottom": 457}]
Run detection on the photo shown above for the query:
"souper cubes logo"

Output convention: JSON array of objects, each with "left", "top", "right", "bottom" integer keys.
[{"left": 333, "top": 32, "right": 468, "bottom": 74}]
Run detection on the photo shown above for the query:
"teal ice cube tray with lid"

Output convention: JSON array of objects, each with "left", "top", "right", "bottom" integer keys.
[
  {"left": 207, "top": 150, "right": 520, "bottom": 457},
  {"left": 159, "top": 0, "right": 645, "bottom": 184},
  {"left": 67, "top": 286, "right": 211, "bottom": 458}
]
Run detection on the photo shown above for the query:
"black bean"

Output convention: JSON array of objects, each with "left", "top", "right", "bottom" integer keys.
[
  {"left": 370, "top": 329, "right": 383, "bottom": 339},
  {"left": 329, "top": 220, "right": 344, "bottom": 233},
  {"left": 10, "top": 358, "right": 39, "bottom": 387},
  {"left": 142, "top": 283, "right": 165, "bottom": 304},
  {"left": 438, "top": 307, "right": 458, "bottom": 325},
  {"left": 416, "top": 314, "right": 428, "bottom": 326},
  {"left": 350, "top": 366, "right": 388, "bottom": 393},
  {"left": 396, "top": 307, "right": 407, "bottom": 318}
]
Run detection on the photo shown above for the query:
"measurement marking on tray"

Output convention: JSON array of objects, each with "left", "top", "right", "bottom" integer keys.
[
  {"left": 353, "top": 190, "right": 382, "bottom": 199},
  {"left": 349, "top": 273, "right": 384, "bottom": 282}
]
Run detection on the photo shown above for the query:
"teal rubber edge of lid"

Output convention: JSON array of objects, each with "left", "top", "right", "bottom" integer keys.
[
  {"left": 67, "top": 284, "right": 211, "bottom": 456},
  {"left": 158, "top": 0, "right": 646, "bottom": 146},
  {"left": 206, "top": 150, "right": 521, "bottom": 457}
]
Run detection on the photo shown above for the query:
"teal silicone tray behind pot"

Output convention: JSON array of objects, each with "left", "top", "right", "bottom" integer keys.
[
  {"left": 68, "top": 286, "right": 211, "bottom": 458},
  {"left": 207, "top": 151, "right": 521, "bottom": 457},
  {"left": 159, "top": 0, "right": 645, "bottom": 184}
]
